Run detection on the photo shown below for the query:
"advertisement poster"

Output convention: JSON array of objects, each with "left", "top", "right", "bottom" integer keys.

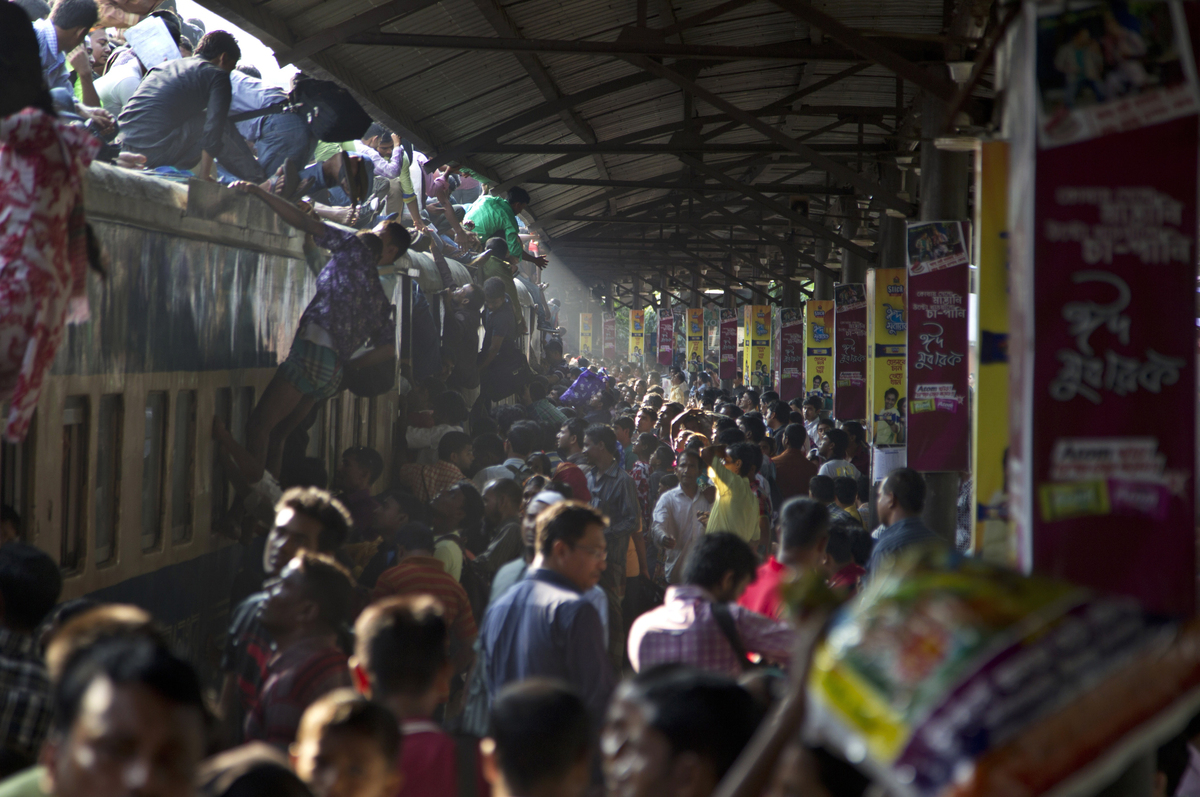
[
  {"left": 866, "top": 268, "right": 907, "bottom": 448},
  {"left": 719, "top": 309, "right": 738, "bottom": 380},
  {"left": 579, "top": 313, "right": 593, "bottom": 355},
  {"left": 805, "top": 300, "right": 834, "bottom": 408},
  {"left": 743, "top": 305, "right": 772, "bottom": 389},
  {"left": 1010, "top": 112, "right": 1197, "bottom": 616},
  {"left": 779, "top": 307, "right": 805, "bottom": 400},
  {"left": 1035, "top": 1, "right": 1199, "bottom": 148},
  {"left": 907, "top": 220, "right": 970, "bottom": 472},
  {"left": 657, "top": 311, "right": 674, "bottom": 366},
  {"left": 834, "top": 284, "right": 867, "bottom": 420},
  {"left": 686, "top": 308, "right": 705, "bottom": 373},
  {"left": 601, "top": 312, "right": 616, "bottom": 362},
  {"left": 629, "top": 309, "right": 645, "bottom": 361}
]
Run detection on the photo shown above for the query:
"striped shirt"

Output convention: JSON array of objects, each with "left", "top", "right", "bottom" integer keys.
[
  {"left": 244, "top": 638, "right": 350, "bottom": 748},
  {"left": 398, "top": 461, "right": 466, "bottom": 503},
  {"left": 372, "top": 556, "right": 478, "bottom": 646}
]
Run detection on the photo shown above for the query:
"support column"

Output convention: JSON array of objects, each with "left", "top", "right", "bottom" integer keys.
[
  {"left": 782, "top": 246, "right": 802, "bottom": 307},
  {"left": 840, "top": 197, "right": 868, "bottom": 285},
  {"left": 632, "top": 274, "right": 643, "bottom": 310},
  {"left": 813, "top": 239, "right": 834, "bottom": 300},
  {"left": 917, "top": 65, "right": 970, "bottom": 542},
  {"left": 878, "top": 163, "right": 908, "bottom": 271}
]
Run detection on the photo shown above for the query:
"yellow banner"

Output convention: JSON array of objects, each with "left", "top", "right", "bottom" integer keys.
[
  {"left": 686, "top": 308, "right": 704, "bottom": 371},
  {"left": 743, "top": 305, "right": 772, "bottom": 388},
  {"left": 629, "top": 309, "right": 645, "bottom": 360},
  {"left": 866, "top": 269, "right": 907, "bottom": 448},
  {"left": 805, "top": 300, "right": 834, "bottom": 404},
  {"left": 975, "top": 141, "right": 1010, "bottom": 563},
  {"left": 579, "top": 313, "right": 592, "bottom": 355}
]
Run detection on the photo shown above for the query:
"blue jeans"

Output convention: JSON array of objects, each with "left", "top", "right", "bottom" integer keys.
[
  {"left": 255, "top": 112, "right": 316, "bottom": 177},
  {"left": 299, "top": 160, "right": 353, "bottom": 206}
]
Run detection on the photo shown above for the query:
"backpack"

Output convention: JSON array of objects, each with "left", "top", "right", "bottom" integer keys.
[{"left": 289, "top": 76, "right": 373, "bottom": 143}]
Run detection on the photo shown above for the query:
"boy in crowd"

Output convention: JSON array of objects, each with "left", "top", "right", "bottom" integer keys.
[
  {"left": 335, "top": 446, "right": 384, "bottom": 534},
  {"left": 292, "top": 690, "right": 402, "bottom": 797}
]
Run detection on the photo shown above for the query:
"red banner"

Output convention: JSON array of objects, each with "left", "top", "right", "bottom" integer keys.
[
  {"left": 833, "top": 285, "right": 867, "bottom": 420},
  {"left": 657, "top": 312, "right": 674, "bottom": 366},
  {"left": 906, "top": 221, "right": 970, "bottom": 472},
  {"left": 718, "top": 309, "right": 737, "bottom": 380},
  {"left": 778, "top": 307, "right": 804, "bottom": 401},
  {"left": 601, "top": 312, "right": 616, "bottom": 362}
]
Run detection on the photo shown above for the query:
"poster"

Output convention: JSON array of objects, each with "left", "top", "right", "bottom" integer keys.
[
  {"left": 657, "top": 311, "right": 674, "bottom": 366},
  {"left": 906, "top": 220, "right": 970, "bottom": 472},
  {"left": 833, "top": 284, "right": 867, "bottom": 420},
  {"left": 579, "top": 313, "right": 593, "bottom": 356},
  {"left": 779, "top": 307, "right": 804, "bottom": 400},
  {"left": 601, "top": 312, "right": 616, "bottom": 362},
  {"left": 743, "top": 305, "right": 772, "bottom": 389},
  {"left": 719, "top": 309, "right": 738, "bottom": 380},
  {"left": 866, "top": 268, "right": 907, "bottom": 448},
  {"left": 805, "top": 300, "right": 834, "bottom": 409},
  {"left": 686, "top": 308, "right": 704, "bottom": 373},
  {"left": 629, "top": 309, "right": 645, "bottom": 361},
  {"left": 1035, "top": 1, "right": 1200, "bottom": 148},
  {"left": 1009, "top": 38, "right": 1197, "bottom": 618}
]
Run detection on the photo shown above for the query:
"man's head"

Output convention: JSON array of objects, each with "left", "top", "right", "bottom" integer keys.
[
  {"left": 506, "top": 187, "right": 532, "bottom": 214},
  {"left": 0, "top": 542, "right": 62, "bottom": 633},
  {"left": 194, "top": 30, "right": 240, "bottom": 71},
  {"left": 820, "top": 428, "right": 849, "bottom": 461},
  {"left": 681, "top": 532, "right": 758, "bottom": 603},
  {"left": 89, "top": 27, "right": 110, "bottom": 70},
  {"left": 833, "top": 477, "right": 857, "bottom": 510},
  {"left": 783, "top": 423, "right": 807, "bottom": 451},
  {"left": 765, "top": 402, "right": 788, "bottom": 429},
  {"left": 723, "top": 442, "right": 761, "bottom": 482},
  {"left": 759, "top": 390, "right": 779, "bottom": 414},
  {"left": 808, "top": 475, "right": 835, "bottom": 504},
  {"left": 674, "top": 449, "right": 701, "bottom": 495},
  {"left": 293, "top": 690, "right": 402, "bottom": 797},
  {"left": 521, "top": 490, "right": 567, "bottom": 555},
  {"left": 536, "top": 502, "right": 608, "bottom": 592},
  {"left": 260, "top": 551, "right": 354, "bottom": 641},
  {"left": 802, "top": 395, "right": 822, "bottom": 422},
  {"left": 263, "top": 488, "right": 351, "bottom": 576},
  {"left": 778, "top": 498, "right": 830, "bottom": 572},
  {"left": 634, "top": 407, "right": 657, "bottom": 434},
  {"left": 603, "top": 666, "right": 762, "bottom": 797},
  {"left": 877, "top": 468, "right": 925, "bottom": 527},
  {"left": 361, "top": 123, "right": 393, "bottom": 159},
  {"left": 370, "top": 221, "right": 411, "bottom": 265},
  {"left": 613, "top": 416, "right": 635, "bottom": 447},
  {"left": 483, "top": 277, "right": 508, "bottom": 311},
  {"left": 49, "top": 0, "right": 98, "bottom": 52},
  {"left": 737, "top": 388, "right": 759, "bottom": 412},
  {"left": 815, "top": 417, "right": 836, "bottom": 445},
  {"left": 483, "top": 680, "right": 591, "bottom": 797},
  {"left": 842, "top": 422, "right": 865, "bottom": 453},
  {"left": 339, "top": 446, "right": 383, "bottom": 492},
  {"left": 372, "top": 490, "right": 423, "bottom": 536},
  {"left": 352, "top": 595, "right": 449, "bottom": 703},
  {"left": 483, "top": 479, "right": 523, "bottom": 526},
  {"left": 430, "top": 481, "right": 483, "bottom": 535},
  {"left": 42, "top": 637, "right": 207, "bottom": 797},
  {"left": 582, "top": 425, "right": 617, "bottom": 470},
  {"left": 735, "top": 414, "right": 766, "bottom": 444},
  {"left": 506, "top": 420, "right": 539, "bottom": 460},
  {"left": 433, "top": 390, "right": 469, "bottom": 427},
  {"left": 438, "top": 430, "right": 475, "bottom": 472},
  {"left": 633, "top": 432, "right": 659, "bottom": 462},
  {"left": 473, "top": 433, "right": 505, "bottom": 468}
]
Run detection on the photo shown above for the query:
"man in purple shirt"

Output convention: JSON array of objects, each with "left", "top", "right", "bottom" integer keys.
[{"left": 233, "top": 180, "right": 407, "bottom": 476}]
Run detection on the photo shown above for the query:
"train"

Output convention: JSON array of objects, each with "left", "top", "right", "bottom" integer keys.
[{"left": 0, "top": 162, "right": 539, "bottom": 677}]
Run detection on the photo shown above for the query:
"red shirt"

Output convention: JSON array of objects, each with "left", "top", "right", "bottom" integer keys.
[
  {"left": 737, "top": 557, "right": 788, "bottom": 620},
  {"left": 373, "top": 556, "right": 477, "bottom": 646},
  {"left": 396, "top": 719, "right": 489, "bottom": 797}
]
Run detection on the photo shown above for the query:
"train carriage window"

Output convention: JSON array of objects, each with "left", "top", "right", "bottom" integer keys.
[
  {"left": 171, "top": 391, "right": 196, "bottom": 545},
  {"left": 95, "top": 394, "right": 123, "bottom": 566},
  {"left": 327, "top": 395, "right": 342, "bottom": 480},
  {"left": 61, "top": 398, "right": 88, "bottom": 571},
  {"left": 141, "top": 392, "right": 168, "bottom": 552},
  {"left": 1, "top": 410, "right": 33, "bottom": 541},
  {"left": 211, "top": 388, "right": 232, "bottom": 525}
]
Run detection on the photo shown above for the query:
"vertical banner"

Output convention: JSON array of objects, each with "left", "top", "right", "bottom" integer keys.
[
  {"left": 974, "top": 141, "right": 1010, "bottom": 563},
  {"left": 657, "top": 311, "right": 675, "bottom": 366},
  {"left": 805, "top": 300, "right": 834, "bottom": 408},
  {"left": 833, "top": 284, "right": 867, "bottom": 420},
  {"left": 579, "top": 313, "right": 593, "bottom": 356},
  {"left": 719, "top": 309, "right": 738, "bottom": 380},
  {"left": 906, "top": 221, "right": 970, "bottom": 472},
  {"left": 743, "top": 305, "right": 772, "bottom": 389},
  {"left": 779, "top": 307, "right": 804, "bottom": 400},
  {"left": 601, "top": 312, "right": 616, "bottom": 362},
  {"left": 1005, "top": 1, "right": 1199, "bottom": 616},
  {"left": 629, "top": 309, "right": 645, "bottom": 361},
  {"left": 866, "top": 269, "right": 907, "bottom": 448},
  {"left": 686, "top": 308, "right": 704, "bottom": 373}
]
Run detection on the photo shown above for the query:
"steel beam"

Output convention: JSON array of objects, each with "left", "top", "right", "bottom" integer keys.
[
  {"left": 276, "top": 0, "right": 440, "bottom": 65},
  {"left": 528, "top": 178, "right": 855, "bottom": 193},
  {"left": 469, "top": 142, "right": 888, "bottom": 155}
]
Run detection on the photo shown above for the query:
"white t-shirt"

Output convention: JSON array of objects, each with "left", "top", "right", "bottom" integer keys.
[
  {"left": 818, "top": 459, "right": 861, "bottom": 480},
  {"left": 95, "top": 59, "right": 145, "bottom": 116}
]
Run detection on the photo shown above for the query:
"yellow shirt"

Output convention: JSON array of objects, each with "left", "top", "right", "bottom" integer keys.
[
  {"left": 669, "top": 383, "right": 689, "bottom": 405},
  {"left": 706, "top": 461, "right": 760, "bottom": 543},
  {"left": 434, "top": 536, "right": 464, "bottom": 582}
]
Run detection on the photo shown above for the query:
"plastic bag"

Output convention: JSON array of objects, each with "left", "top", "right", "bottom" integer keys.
[{"left": 559, "top": 368, "right": 606, "bottom": 408}]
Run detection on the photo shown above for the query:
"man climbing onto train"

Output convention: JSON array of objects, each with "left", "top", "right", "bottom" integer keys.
[
  {"left": 230, "top": 180, "right": 407, "bottom": 477},
  {"left": 464, "top": 187, "right": 548, "bottom": 335}
]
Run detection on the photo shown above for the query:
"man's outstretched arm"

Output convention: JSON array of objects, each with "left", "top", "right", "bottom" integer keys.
[{"left": 230, "top": 181, "right": 327, "bottom": 237}]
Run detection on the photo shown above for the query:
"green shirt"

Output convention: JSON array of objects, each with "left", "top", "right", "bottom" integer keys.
[
  {"left": 312, "top": 140, "right": 356, "bottom": 163},
  {"left": 464, "top": 195, "right": 524, "bottom": 258},
  {"left": 706, "top": 461, "right": 760, "bottom": 543},
  {"left": 0, "top": 767, "right": 48, "bottom": 797}
]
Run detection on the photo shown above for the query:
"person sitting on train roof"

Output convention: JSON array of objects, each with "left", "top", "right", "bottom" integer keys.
[
  {"left": 354, "top": 123, "right": 427, "bottom": 232},
  {"left": 219, "top": 488, "right": 351, "bottom": 749},
  {"left": 231, "top": 180, "right": 406, "bottom": 478},
  {"left": 465, "top": 188, "right": 547, "bottom": 329},
  {"left": 243, "top": 550, "right": 355, "bottom": 749}
]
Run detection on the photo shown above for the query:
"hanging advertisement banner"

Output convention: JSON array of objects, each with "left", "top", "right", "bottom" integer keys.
[
  {"left": 629, "top": 309, "right": 645, "bottom": 361},
  {"left": 601, "top": 312, "right": 616, "bottom": 362},
  {"left": 834, "top": 284, "right": 867, "bottom": 420},
  {"left": 805, "top": 300, "right": 834, "bottom": 409},
  {"left": 719, "top": 309, "right": 738, "bottom": 380},
  {"left": 779, "top": 307, "right": 804, "bottom": 400},
  {"left": 866, "top": 269, "right": 907, "bottom": 448},
  {"left": 686, "top": 308, "right": 704, "bottom": 373},
  {"left": 579, "top": 313, "right": 593, "bottom": 356},
  {"left": 906, "top": 220, "right": 970, "bottom": 472},
  {"left": 657, "top": 311, "right": 674, "bottom": 366},
  {"left": 743, "top": 305, "right": 772, "bottom": 389}
]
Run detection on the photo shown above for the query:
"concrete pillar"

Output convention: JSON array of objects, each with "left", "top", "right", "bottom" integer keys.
[
  {"left": 917, "top": 64, "right": 970, "bottom": 542},
  {"left": 632, "top": 274, "right": 643, "bottom": 310},
  {"left": 813, "top": 238, "right": 834, "bottom": 300},
  {"left": 878, "top": 164, "right": 908, "bottom": 271},
  {"left": 783, "top": 247, "right": 802, "bottom": 306},
  {"left": 840, "top": 198, "right": 868, "bottom": 285}
]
